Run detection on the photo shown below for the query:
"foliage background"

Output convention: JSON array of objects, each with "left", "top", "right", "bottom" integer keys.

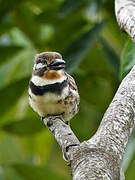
[{"left": 0, "top": 0, "right": 135, "bottom": 179}]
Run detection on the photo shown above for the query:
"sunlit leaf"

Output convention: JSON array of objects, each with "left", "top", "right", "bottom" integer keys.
[
  {"left": 2, "top": 117, "right": 43, "bottom": 136},
  {"left": 64, "top": 22, "right": 105, "bottom": 73},
  {"left": 13, "top": 164, "right": 67, "bottom": 180},
  {"left": 86, "top": 0, "right": 105, "bottom": 20},
  {"left": 121, "top": 39, "right": 135, "bottom": 80}
]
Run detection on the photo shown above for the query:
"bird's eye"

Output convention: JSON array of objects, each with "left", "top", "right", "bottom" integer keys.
[{"left": 36, "top": 59, "right": 45, "bottom": 64}]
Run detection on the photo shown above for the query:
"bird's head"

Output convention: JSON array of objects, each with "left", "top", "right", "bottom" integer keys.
[{"left": 33, "top": 52, "right": 66, "bottom": 77}]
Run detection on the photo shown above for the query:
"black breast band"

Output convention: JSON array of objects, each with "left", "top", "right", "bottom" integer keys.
[{"left": 29, "top": 80, "right": 67, "bottom": 96}]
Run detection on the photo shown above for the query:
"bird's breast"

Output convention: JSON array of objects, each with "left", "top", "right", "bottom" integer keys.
[
  {"left": 29, "top": 86, "right": 70, "bottom": 117},
  {"left": 29, "top": 79, "right": 68, "bottom": 95},
  {"left": 43, "top": 70, "right": 62, "bottom": 80}
]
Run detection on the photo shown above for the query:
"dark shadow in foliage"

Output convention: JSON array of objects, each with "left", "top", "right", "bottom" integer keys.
[
  {"left": 2, "top": 117, "right": 44, "bottom": 136},
  {"left": 0, "top": 77, "right": 29, "bottom": 117},
  {"left": 64, "top": 22, "right": 106, "bottom": 74},
  {"left": 13, "top": 163, "right": 68, "bottom": 180}
]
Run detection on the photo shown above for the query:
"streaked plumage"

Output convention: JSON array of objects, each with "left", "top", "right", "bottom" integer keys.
[{"left": 28, "top": 52, "right": 79, "bottom": 124}]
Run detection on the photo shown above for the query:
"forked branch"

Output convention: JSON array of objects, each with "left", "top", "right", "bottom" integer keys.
[{"left": 43, "top": 1, "right": 135, "bottom": 179}]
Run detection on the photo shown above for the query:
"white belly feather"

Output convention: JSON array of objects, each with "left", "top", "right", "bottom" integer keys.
[
  {"left": 29, "top": 74, "right": 79, "bottom": 121},
  {"left": 29, "top": 86, "right": 69, "bottom": 117}
]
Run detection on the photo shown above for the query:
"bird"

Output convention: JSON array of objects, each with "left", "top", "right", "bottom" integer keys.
[{"left": 28, "top": 52, "right": 80, "bottom": 124}]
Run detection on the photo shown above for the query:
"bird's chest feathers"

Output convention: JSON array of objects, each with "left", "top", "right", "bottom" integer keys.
[
  {"left": 35, "top": 86, "right": 69, "bottom": 103},
  {"left": 30, "top": 71, "right": 69, "bottom": 116},
  {"left": 30, "top": 86, "right": 69, "bottom": 116},
  {"left": 31, "top": 70, "right": 66, "bottom": 86},
  {"left": 43, "top": 70, "right": 62, "bottom": 80}
]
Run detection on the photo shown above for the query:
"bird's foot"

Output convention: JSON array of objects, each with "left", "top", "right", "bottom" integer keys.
[
  {"left": 65, "top": 121, "right": 70, "bottom": 125},
  {"left": 46, "top": 113, "right": 64, "bottom": 121},
  {"left": 42, "top": 113, "right": 69, "bottom": 125},
  {"left": 52, "top": 113, "right": 69, "bottom": 125}
]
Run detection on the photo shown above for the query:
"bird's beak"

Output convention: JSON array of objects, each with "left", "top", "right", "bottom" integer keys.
[{"left": 48, "top": 59, "right": 66, "bottom": 70}]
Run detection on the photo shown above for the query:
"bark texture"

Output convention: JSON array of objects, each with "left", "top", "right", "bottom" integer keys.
[
  {"left": 43, "top": 1, "right": 135, "bottom": 179},
  {"left": 44, "top": 66, "right": 135, "bottom": 179},
  {"left": 115, "top": 0, "right": 135, "bottom": 42}
]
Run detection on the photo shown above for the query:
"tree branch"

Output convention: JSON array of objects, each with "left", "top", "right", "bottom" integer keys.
[
  {"left": 43, "top": 116, "right": 80, "bottom": 161},
  {"left": 42, "top": 1, "right": 135, "bottom": 178},
  {"left": 115, "top": 0, "right": 135, "bottom": 42},
  {"left": 43, "top": 65, "right": 135, "bottom": 179}
]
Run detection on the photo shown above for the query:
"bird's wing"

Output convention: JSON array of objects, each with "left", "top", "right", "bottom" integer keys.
[{"left": 65, "top": 72, "right": 78, "bottom": 91}]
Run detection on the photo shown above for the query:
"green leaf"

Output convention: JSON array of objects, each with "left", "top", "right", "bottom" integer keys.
[
  {"left": 0, "top": 15, "right": 14, "bottom": 35},
  {"left": 13, "top": 164, "right": 67, "bottom": 180},
  {"left": 86, "top": 0, "right": 105, "bottom": 19},
  {"left": 0, "top": 0, "right": 23, "bottom": 19},
  {"left": 64, "top": 22, "right": 105, "bottom": 73},
  {"left": 0, "top": 77, "right": 29, "bottom": 116},
  {"left": 125, "top": 150, "right": 135, "bottom": 180},
  {"left": 121, "top": 39, "right": 135, "bottom": 80},
  {"left": 59, "top": 0, "right": 83, "bottom": 16},
  {"left": 72, "top": 102, "right": 103, "bottom": 141},
  {"left": 35, "top": 10, "right": 58, "bottom": 25},
  {"left": 104, "top": 0, "right": 114, "bottom": 16},
  {"left": 48, "top": 10, "right": 89, "bottom": 51},
  {"left": 0, "top": 48, "right": 35, "bottom": 89},
  {"left": 0, "top": 45, "right": 24, "bottom": 65},
  {"left": 122, "top": 129, "right": 135, "bottom": 171},
  {"left": 12, "top": 4, "right": 42, "bottom": 48},
  {"left": 74, "top": 43, "right": 119, "bottom": 111},
  {"left": 3, "top": 166, "right": 25, "bottom": 180},
  {"left": 30, "top": 0, "right": 59, "bottom": 10},
  {"left": 75, "top": 72, "right": 113, "bottom": 111},
  {"left": 100, "top": 38, "right": 120, "bottom": 79},
  {"left": 0, "top": 135, "right": 24, "bottom": 164},
  {"left": 2, "top": 117, "right": 43, "bottom": 136}
]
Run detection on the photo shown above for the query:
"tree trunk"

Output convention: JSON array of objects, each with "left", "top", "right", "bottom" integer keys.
[{"left": 43, "top": 1, "right": 135, "bottom": 179}]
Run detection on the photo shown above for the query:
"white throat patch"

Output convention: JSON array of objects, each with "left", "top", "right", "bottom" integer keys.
[{"left": 31, "top": 74, "right": 67, "bottom": 86}]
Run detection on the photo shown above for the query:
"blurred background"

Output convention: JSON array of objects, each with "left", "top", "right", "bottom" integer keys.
[{"left": 0, "top": 0, "right": 135, "bottom": 179}]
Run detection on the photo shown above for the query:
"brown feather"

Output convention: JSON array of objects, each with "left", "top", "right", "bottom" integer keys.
[
  {"left": 35, "top": 52, "right": 62, "bottom": 64},
  {"left": 65, "top": 72, "right": 78, "bottom": 91},
  {"left": 42, "top": 70, "right": 62, "bottom": 80}
]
